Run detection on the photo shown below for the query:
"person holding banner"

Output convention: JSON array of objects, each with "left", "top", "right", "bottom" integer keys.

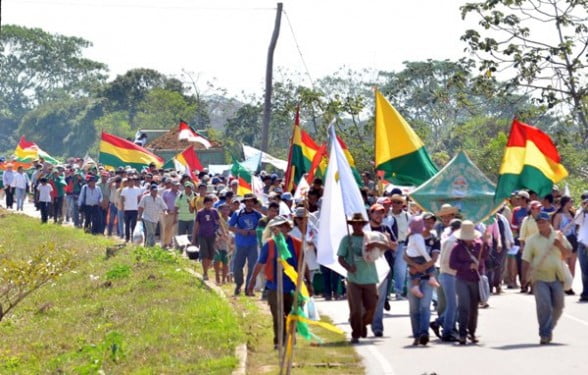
[{"left": 337, "top": 213, "right": 379, "bottom": 344}]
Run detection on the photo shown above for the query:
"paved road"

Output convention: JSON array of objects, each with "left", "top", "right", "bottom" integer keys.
[{"left": 317, "top": 274, "right": 587, "bottom": 375}]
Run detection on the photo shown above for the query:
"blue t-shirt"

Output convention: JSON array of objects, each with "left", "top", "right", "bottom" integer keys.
[
  {"left": 258, "top": 236, "right": 298, "bottom": 292},
  {"left": 228, "top": 209, "right": 262, "bottom": 247}
]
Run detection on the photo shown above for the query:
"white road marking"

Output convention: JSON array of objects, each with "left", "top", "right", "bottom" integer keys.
[{"left": 366, "top": 345, "right": 395, "bottom": 375}]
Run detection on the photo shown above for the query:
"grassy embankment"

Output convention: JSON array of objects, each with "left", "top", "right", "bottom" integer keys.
[
  {"left": 0, "top": 211, "right": 242, "bottom": 374},
  {"left": 0, "top": 210, "right": 363, "bottom": 374}
]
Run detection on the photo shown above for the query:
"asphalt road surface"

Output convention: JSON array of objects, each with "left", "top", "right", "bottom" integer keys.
[{"left": 317, "top": 273, "right": 587, "bottom": 375}]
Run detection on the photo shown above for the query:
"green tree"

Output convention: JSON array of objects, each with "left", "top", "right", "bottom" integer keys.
[
  {"left": 134, "top": 88, "right": 197, "bottom": 130},
  {"left": 461, "top": 0, "right": 588, "bottom": 141},
  {"left": 0, "top": 25, "right": 107, "bottom": 152}
]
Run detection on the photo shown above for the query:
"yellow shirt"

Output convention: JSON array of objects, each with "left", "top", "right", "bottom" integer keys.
[
  {"left": 519, "top": 216, "right": 538, "bottom": 242},
  {"left": 522, "top": 230, "right": 571, "bottom": 283},
  {"left": 191, "top": 195, "right": 205, "bottom": 211}
]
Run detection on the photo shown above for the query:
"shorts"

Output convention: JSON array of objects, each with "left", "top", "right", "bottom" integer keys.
[
  {"left": 198, "top": 236, "right": 216, "bottom": 260},
  {"left": 214, "top": 249, "right": 228, "bottom": 264}
]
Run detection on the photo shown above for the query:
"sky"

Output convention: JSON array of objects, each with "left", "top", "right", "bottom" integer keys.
[{"left": 4, "top": 0, "right": 473, "bottom": 96}]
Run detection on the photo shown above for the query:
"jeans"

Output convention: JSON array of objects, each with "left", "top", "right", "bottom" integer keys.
[
  {"left": 117, "top": 209, "right": 124, "bottom": 238},
  {"left": 107, "top": 203, "right": 119, "bottom": 236},
  {"left": 124, "top": 210, "right": 138, "bottom": 242},
  {"left": 15, "top": 187, "right": 26, "bottom": 211},
  {"left": 177, "top": 220, "right": 194, "bottom": 238},
  {"left": 533, "top": 280, "right": 564, "bottom": 338},
  {"left": 85, "top": 205, "right": 101, "bottom": 234},
  {"left": 438, "top": 272, "right": 457, "bottom": 337},
  {"left": 578, "top": 243, "right": 588, "bottom": 299},
  {"left": 407, "top": 279, "right": 434, "bottom": 338},
  {"left": 66, "top": 195, "right": 80, "bottom": 227},
  {"left": 372, "top": 271, "right": 391, "bottom": 335},
  {"left": 393, "top": 243, "right": 407, "bottom": 296},
  {"left": 320, "top": 265, "right": 342, "bottom": 299},
  {"left": 5, "top": 186, "right": 14, "bottom": 208},
  {"left": 53, "top": 196, "right": 63, "bottom": 222},
  {"left": 233, "top": 243, "right": 258, "bottom": 291},
  {"left": 455, "top": 279, "right": 480, "bottom": 338},
  {"left": 143, "top": 220, "right": 158, "bottom": 247},
  {"left": 39, "top": 201, "right": 50, "bottom": 223}
]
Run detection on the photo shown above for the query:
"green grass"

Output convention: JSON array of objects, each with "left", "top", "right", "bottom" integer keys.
[
  {"left": 195, "top": 264, "right": 364, "bottom": 374},
  {"left": 0, "top": 210, "right": 243, "bottom": 374}
]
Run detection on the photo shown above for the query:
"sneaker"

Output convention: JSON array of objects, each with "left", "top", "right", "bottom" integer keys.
[
  {"left": 565, "top": 289, "right": 575, "bottom": 295},
  {"left": 350, "top": 337, "right": 360, "bottom": 344},
  {"left": 458, "top": 336, "right": 467, "bottom": 345},
  {"left": 441, "top": 335, "right": 458, "bottom": 342},
  {"left": 468, "top": 334, "right": 479, "bottom": 343},
  {"left": 234, "top": 287, "right": 241, "bottom": 296},
  {"left": 412, "top": 338, "right": 419, "bottom": 346},
  {"left": 540, "top": 336, "right": 550, "bottom": 345},
  {"left": 374, "top": 332, "right": 383, "bottom": 338},
  {"left": 579, "top": 296, "right": 588, "bottom": 302},
  {"left": 429, "top": 321, "right": 441, "bottom": 339}
]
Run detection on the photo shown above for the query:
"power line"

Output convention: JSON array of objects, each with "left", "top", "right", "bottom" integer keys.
[
  {"left": 283, "top": 9, "right": 314, "bottom": 90},
  {"left": 10, "top": 0, "right": 273, "bottom": 12}
]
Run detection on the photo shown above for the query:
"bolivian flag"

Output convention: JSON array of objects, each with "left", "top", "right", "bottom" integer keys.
[
  {"left": 284, "top": 109, "right": 321, "bottom": 191},
  {"left": 99, "top": 132, "right": 163, "bottom": 170},
  {"left": 13, "top": 136, "right": 60, "bottom": 165},
  {"left": 494, "top": 119, "right": 568, "bottom": 202}
]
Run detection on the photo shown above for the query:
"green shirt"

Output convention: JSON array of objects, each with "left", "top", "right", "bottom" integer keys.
[
  {"left": 522, "top": 230, "right": 571, "bottom": 283},
  {"left": 337, "top": 234, "right": 378, "bottom": 285},
  {"left": 52, "top": 175, "right": 66, "bottom": 197},
  {"left": 175, "top": 192, "right": 195, "bottom": 222}
]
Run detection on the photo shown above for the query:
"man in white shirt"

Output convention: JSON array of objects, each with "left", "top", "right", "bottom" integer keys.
[
  {"left": 575, "top": 196, "right": 588, "bottom": 302},
  {"left": 120, "top": 178, "right": 142, "bottom": 243},
  {"left": 2, "top": 164, "right": 15, "bottom": 209},
  {"left": 138, "top": 184, "right": 169, "bottom": 247},
  {"left": 390, "top": 194, "right": 411, "bottom": 299},
  {"left": 11, "top": 166, "right": 30, "bottom": 211}
]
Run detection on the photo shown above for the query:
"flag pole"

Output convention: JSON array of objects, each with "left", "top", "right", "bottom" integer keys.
[
  {"left": 277, "top": 256, "right": 284, "bottom": 361},
  {"left": 280, "top": 194, "right": 310, "bottom": 374}
]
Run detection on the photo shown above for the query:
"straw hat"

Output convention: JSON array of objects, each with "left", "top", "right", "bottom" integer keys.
[
  {"left": 436, "top": 203, "right": 458, "bottom": 217},
  {"left": 455, "top": 220, "right": 481, "bottom": 241},
  {"left": 347, "top": 213, "right": 368, "bottom": 224},
  {"left": 268, "top": 215, "right": 292, "bottom": 228},
  {"left": 390, "top": 194, "right": 405, "bottom": 203}
]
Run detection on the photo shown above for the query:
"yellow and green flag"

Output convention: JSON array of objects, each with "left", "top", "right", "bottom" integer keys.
[
  {"left": 375, "top": 90, "right": 438, "bottom": 186},
  {"left": 99, "top": 132, "right": 163, "bottom": 170}
]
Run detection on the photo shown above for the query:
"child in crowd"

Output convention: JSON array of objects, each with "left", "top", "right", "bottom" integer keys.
[
  {"left": 214, "top": 203, "right": 233, "bottom": 284},
  {"left": 37, "top": 177, "right": 53, "bottom": 223},
  {"left": 405, "top": 215, "right": 440, "bottom": 297}
]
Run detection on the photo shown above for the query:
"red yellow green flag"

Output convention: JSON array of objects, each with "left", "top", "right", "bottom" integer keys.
[
  {"left": 99, "top": 132, "right": 163, "bottom": 170},
  {"left": 231, "top": 159, "right": 253, "bottom": 196},
  {"left": 13, "top": 136, "right": 59, "bottom": 165},
  {"left": 163, "top": 145, "right": 203, "bottom": 181},
  {"left": 494, "top": 119, "right": 568, "bottom": 202},
  {"left": 284, "top": 109, "right": 321, "bottom": 191}
]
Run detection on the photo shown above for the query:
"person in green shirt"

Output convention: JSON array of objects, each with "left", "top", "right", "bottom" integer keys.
[
  {"left": 522, "top": 211, "right": 572, "bottom": 345},
  {"left": 338, "top": 213, "right": 379, "bottom": 344},
  {"left": 175, "top": 182, "right": 195, "bottom": 239},
  {"left": 51, "top": 168, "right": 67, "bottom": 224}
]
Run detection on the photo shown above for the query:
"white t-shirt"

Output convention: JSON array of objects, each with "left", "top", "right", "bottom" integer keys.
[
  {"left": 405, "top": 233, "right": 431, "bottom": 261},
  {"left": 121, "top": 187, "right": 142, "bottom": 211},
  {"left": 37, "top": 184, "right": 53, "bottom": 203}
]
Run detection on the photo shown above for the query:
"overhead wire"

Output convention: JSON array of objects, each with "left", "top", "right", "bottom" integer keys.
[{"left": 282, "top": 9, "right": 314, "bottom": 90}]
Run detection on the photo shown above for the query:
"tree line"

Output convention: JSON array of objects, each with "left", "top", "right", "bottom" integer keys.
[{"left": 1, "top": 1, "right": 587, "bottom": 193}]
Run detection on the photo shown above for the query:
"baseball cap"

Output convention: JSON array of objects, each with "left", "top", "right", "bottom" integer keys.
[
  {"left": 150, "top": 184, "right": 158, "bottom": 191},
  {"left": 535, "top": 211, "right": 551, "bottom": 221}
]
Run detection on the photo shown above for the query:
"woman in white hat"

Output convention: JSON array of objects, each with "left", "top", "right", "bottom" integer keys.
[{"left": 449, "top": 220, "right": 488, "bottom": 345}]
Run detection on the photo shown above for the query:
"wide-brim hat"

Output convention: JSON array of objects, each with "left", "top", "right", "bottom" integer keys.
[
  {"left": 455, "top": 220, "right": 481, "bottom": 241},
  {"left": 436, "top": 204, "right": 458, "bottom": 217},
  {"left": 242, "top": 193, "right": 258, "bottom": 202},
  {"left": 268, "top": 215, "right": 292, "bottom": 228},
  {"left": 347, "top": 213, "right": 368, "bottom": 224}
]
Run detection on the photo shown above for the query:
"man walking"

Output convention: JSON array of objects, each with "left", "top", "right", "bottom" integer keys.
[
  {"left": 138, "top": 184, "right": 168, "bottom": 247},
  {"left": 78, "top": 176, "right": 103, "bottom": 234},
  {"left": 12, "top": 166, "right": 30, "bottom": 211},
  {"left": 229, "top": 193, "right": 262, "bottom": 296},
  {"left": 338, "top": 213, "right": 379, "bottom": 344},
  {"left": 2, "top": 163, "right": 15, "bottom": 209},
  {"left": 574, "top": 196, "right": 588, "bottom": 302},
  {"left": 522, "top": 211, "right": 572, "bottom": 344}
]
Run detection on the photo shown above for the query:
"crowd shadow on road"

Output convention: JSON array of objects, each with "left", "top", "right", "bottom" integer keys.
[{"left": 492, "top": 342, "right": 567, "bottom": 350}]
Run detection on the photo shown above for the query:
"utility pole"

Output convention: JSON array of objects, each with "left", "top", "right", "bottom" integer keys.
[{"left": 260, "top": 2, "right": 283, "bottom": 152}]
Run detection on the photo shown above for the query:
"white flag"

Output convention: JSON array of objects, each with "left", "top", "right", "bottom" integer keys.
[
  {"left": 316, "top": 124, "right": 368, "bottom": 277},
  {"left": 294, "top": 175, "right": 311, "bottom": 201},
  {"left": 242, "top": 144, "right": 288, "bottom": 171}
]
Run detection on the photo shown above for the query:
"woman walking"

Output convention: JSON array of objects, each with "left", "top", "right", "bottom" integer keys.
[
  {"left": 449, "top": 220, "right": 488, "bottom": 345},
  {"left": 552, "top": 196, "right": 578, "bottom": 294}
]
